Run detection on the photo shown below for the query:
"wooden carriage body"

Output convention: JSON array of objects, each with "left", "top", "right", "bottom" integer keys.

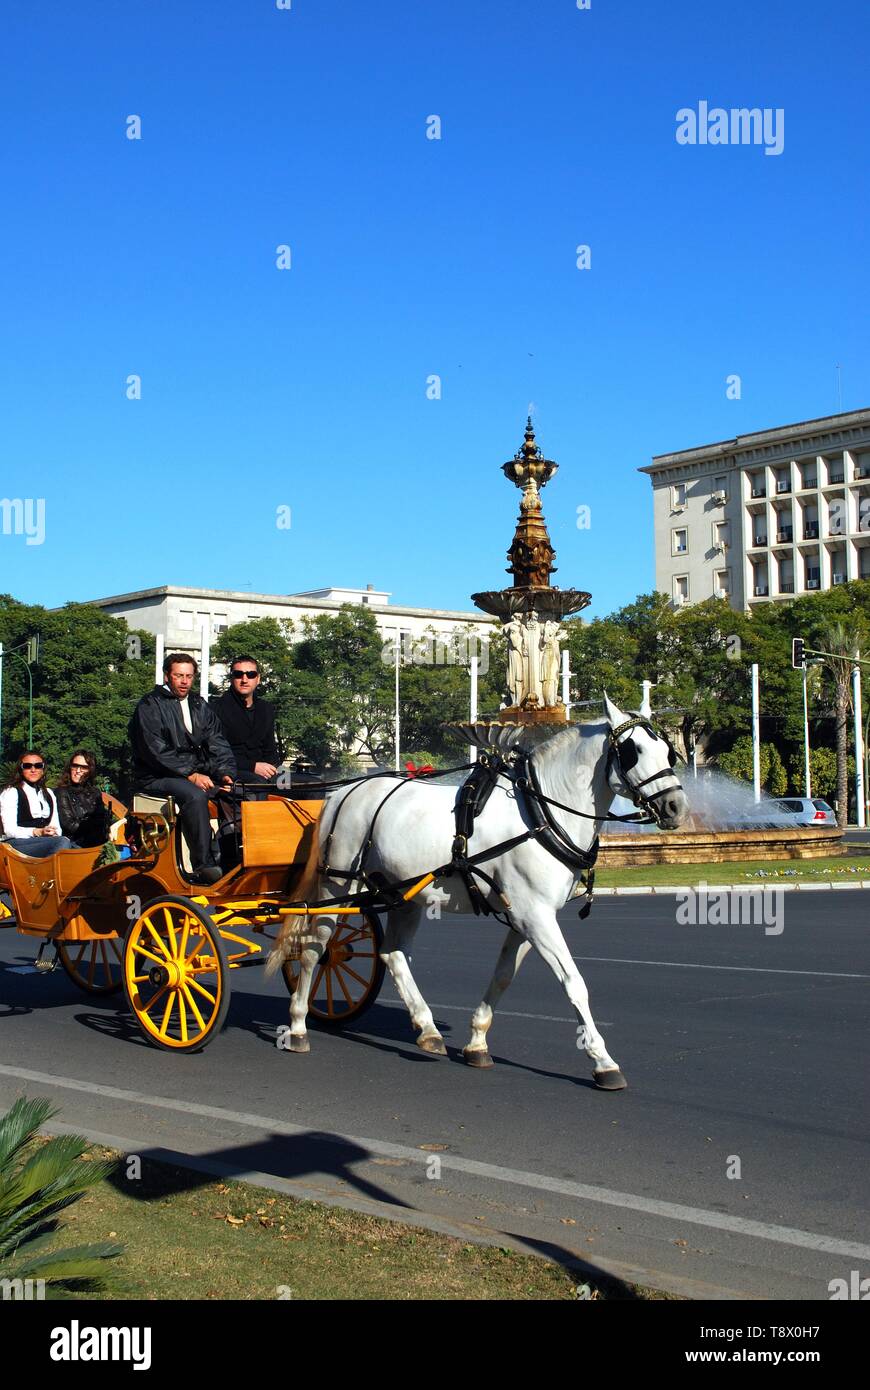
[
  {"left": 0, "top": 793, "right": 385, "bottom": 1051},
  {"left": 0, "top": 796, "right": 320, "bottom": 940}
]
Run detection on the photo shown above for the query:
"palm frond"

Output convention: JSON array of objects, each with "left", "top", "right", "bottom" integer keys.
[
  {"left": 0, "top": 1096, "right": 123, "bottom": 1298},
  {"left": 0, "top": 1097, "right": 56, "bottom": 1170}
]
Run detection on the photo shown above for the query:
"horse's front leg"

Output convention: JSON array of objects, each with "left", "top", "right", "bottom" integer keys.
[
  {"left": 380, "top": 905, "right": 446, "bottom": 1055},
  {"left": 525, "top": 911, "right": 626, "bottom": 1090},
  {"left": 463, "top": 927, "right": 531, "bottom": 1068},
  {"left": 285, "top": 917, "right": 333, "bottom": 1053}
]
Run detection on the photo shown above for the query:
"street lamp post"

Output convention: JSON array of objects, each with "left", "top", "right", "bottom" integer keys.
[
  {"left": 853, "top": 655, "right": 865, "bottom": 828},
  {"left": 751, "top": 662, "right": 761, "bottom": 802},
  {"left": 801, "top": 662, "right": 811, "bottom": 798},
  {"left": 0, "top": 640, "right": 36, "bottom": 758},
  {"left": 394, "top": 628, "right": 401, "bottom": 772},
  {"left": 864, "top": 702, "right": 870, "bottom": 829},
  {"left": 468, "top": 654, "right": 478, "bottom": 765}
]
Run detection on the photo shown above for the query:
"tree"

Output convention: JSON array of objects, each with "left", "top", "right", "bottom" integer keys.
[
  {"left": 213, "top": 607, "right": 393, "bottom": 767},
  {"left": 717, "top": 736, "right": 787, "bottom": 795},
  {"left": 656, "top": 599, "right": 753, "bottom": 758},
  {"left": 0, "top": 596, "right": 154, "bottom": 798},
  {"left": 808, "top": 614, "right": 869, "bottom": 826},
  {"left": 786, "top": 746, "right": 851, "bottom": 801},
  {"left": 395, "top": 624, "right": 504, "bottom": 763},
  {"left": 291, "top": 607, "right": 395, "bottom": 765}
]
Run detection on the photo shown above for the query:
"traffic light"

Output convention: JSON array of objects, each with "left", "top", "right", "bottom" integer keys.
[
  {"left": 792, "top": 637, "right": 805, "bottom": 668},
  {"left": 25, "top": 634, "right": 39, "bottom": 665}
]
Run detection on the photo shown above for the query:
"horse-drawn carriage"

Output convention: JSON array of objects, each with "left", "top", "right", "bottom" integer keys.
[
  {"left": 1, "top": 701, "right": 688, "bottom": 1087},
  {"left": 0, "top": 787, "right": 392, "bottom": 1052}
]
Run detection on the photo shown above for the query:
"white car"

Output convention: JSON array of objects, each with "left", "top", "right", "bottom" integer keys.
[{"left": 771, "top": 797, "right": 837, "bottom": 827}]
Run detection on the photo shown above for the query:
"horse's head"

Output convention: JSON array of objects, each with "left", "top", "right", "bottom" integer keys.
[{"left": 603, "top": 693, "right": 689, "bottom": 829}]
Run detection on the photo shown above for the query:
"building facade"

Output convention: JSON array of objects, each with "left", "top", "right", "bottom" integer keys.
[
  {"left": 86, "top": 583, "right": 495, "bottom": 676},
  {"left": 640, "top": 408, "right": 870, "bottom": 610}
]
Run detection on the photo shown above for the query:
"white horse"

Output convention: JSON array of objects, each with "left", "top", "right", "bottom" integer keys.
[{"left": 269, "top": 694, "right": 689, "bottom": 1089}]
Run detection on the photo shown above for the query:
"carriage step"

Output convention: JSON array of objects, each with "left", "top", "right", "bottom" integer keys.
[{"left": 34, "top": 942, "right": 59, "bottom": 973}]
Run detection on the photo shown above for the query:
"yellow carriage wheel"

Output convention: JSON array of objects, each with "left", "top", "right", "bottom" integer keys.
[
  {"left": 58, "top": 937, "right": 124, "bottom": 995},
  {"left": 123, "top": 895, "right": 230, "bottom": 1052},
  {"left": 282, "top": 911, "right": 385, "bottom": 1027}
]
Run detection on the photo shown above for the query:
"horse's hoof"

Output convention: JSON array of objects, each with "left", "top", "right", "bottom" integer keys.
[
  {"left": 593, "top": 1068, "right": 626, "bottom": 1090},
  {"left": 417, "top": 1034, "right": 447, "bottom": 1055},
  {"left": 288, "top": 1034, "right": 310, "bottom": 1054},
  {"left": 463, "top": 1048, "right": 493, "bottom": 1069}
]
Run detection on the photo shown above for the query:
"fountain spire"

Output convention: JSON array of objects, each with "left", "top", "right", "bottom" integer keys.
[{"left": 471, "top": 418, "right": 590, "bottom": 622}]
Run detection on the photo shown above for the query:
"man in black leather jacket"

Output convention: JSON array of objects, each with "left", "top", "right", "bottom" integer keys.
[
  {"left": 129, "top": 653, "right": 237, "bottom": 884},
  {"left": 210, "top": 655, "right": 280, "bottom": 785}
]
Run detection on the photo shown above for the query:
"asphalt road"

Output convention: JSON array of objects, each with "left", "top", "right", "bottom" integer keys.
[{"left": 1, "top": 894, "right": 868, "bottom": 1301}]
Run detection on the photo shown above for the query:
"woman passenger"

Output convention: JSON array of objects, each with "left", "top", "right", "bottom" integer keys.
[
  {"left": 54, "top": 750, "right": 109, "bottom": 849},
  {"left": 0, "top": 751, "right": 72, "bottom": 857}
]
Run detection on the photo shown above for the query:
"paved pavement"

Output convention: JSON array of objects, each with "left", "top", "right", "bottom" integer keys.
[
  {"left": 1, "top": 894, "right": 868, "bottom": 1300},
  {"left": 843, "top": 827, "right": 870, "bottom": 846}
]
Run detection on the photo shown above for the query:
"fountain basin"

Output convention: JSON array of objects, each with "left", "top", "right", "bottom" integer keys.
[{"left": 599, "top": 827, "right": 846, "bottom": 866}]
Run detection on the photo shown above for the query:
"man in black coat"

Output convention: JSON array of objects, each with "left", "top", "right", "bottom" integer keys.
[
  {"left": 129, "top": 653, "right": 237, "bottom": 884},
  {"left": 210, "top": 655, "right": 280, "bottom": 786}
]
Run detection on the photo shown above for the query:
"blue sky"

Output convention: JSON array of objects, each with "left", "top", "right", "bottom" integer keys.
[{"left": 2, "top": 0, "right": 867, "bottom": 620}]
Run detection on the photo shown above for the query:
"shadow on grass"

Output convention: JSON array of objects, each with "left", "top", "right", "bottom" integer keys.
[
  {"left": 101, "top": 1144, "right": 641, "bottom": 1299},
  {"left": 501, "top": 1233, "right": 644, "bottom": 1299},
  {"left": 105, "top": 1131, "right": 404, "bottom": 1208}
]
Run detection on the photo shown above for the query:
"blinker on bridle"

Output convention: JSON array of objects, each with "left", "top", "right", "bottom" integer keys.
[{"left": 608, "top": 717, "right": 682, "bottom": 817}]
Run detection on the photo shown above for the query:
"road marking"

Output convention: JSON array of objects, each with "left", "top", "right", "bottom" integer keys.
[
  {"left": 2, "top": 1062, "right": 868, "bottom": 1263},
  {"left": 572, "top": 956, "right": 870, "bottom": 979}
]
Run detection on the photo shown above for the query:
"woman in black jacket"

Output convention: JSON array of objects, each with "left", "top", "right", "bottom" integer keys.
[{"left": 54, "top": 751, "right": 109, "bottom": 849}]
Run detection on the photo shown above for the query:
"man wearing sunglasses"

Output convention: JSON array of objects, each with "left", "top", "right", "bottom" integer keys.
[
  {"left": 129, "top": 653, "right": 237, "bottom": 885},
  {"left": 0, "top": 751, "right": 72, "bottom": 857},
  {"left": 210, "top": 656, "right": 280, "bottom": 787}
]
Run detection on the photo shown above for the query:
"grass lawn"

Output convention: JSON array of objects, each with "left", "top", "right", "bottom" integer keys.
[
  {"left": 55, "top": 1149, "right": 672, "bottom": 1301},
  {"left": 595, "top": 854, "right": 870, "bottom": 888}
]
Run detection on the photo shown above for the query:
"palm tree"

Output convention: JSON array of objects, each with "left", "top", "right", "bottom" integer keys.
[
  {"left": 815, "top": 618, "right": 866, "bottom": 828},
  {"left": 0, "top": 1097, "right": 122, "bottom": 1298}
]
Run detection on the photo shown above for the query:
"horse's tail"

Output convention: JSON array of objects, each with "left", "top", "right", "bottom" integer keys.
[{"left": 265, "top": 816, "right": 323, "bottom": 976}]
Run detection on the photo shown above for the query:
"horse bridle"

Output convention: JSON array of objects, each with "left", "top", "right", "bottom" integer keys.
[{"left": 608, "top": 717, "right": 683, "bottom": 821}]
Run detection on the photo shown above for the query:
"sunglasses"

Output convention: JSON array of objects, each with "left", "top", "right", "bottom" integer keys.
[
  {"left": 71, "top": 764, "right": 90, "bottom": 772},
  {"left": 231, "top": 670, "right": 258, "bottom": 679},
  {"left": 21, "top": 761, "right": 45, "bottom": 770}
]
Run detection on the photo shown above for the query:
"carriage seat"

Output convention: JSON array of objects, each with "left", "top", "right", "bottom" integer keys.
[{"left": 131, "top": 794, "right": 219, "bottom": 875}]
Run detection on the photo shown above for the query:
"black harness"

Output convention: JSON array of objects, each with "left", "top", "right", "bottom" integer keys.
[{"left": 313, "top": 719, "right": 683, "bottom": 925}]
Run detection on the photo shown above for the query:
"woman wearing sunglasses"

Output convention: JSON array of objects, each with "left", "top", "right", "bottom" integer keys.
[
  {"left": 54, "top": 750, "right": 109, "bottom": 849},
  {"left": 0, "top": 751, "right": 72, "bottom": 857}
]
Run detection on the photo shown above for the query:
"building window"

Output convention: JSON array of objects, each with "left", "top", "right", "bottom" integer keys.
[
  {"left": 672, "top": 482, "right": 687, "bottom": 509},
  {"left": 715, "top": 569, "right": 731, "bottom": 597},
  {"left": 673, "top": 575, "right": 689, "bottom": 605},
  {"left": 714, "top": 521, "right": 729, "bottom": 550},
  {"left": 672, "top": 527, "right": 688, "bottom": 555}
]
